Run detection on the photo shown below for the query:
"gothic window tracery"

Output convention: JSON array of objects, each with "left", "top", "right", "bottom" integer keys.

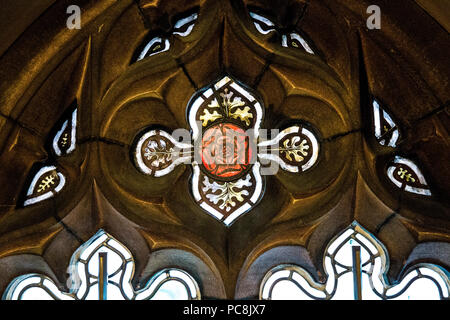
[
  {"left": 20, "top": 102, "right": 78, "bottom": 207},
  {"left": 133, "top": 76, "right": 320, "bottom": 225},
  {"left": 260, "top": 222, "right": 450, "bottom": 300},
  {"left": 371, "top": 99, "right": 399, "bottom": 148},
  {"left": 134, "top": 9, "right": 199, "bottom": 62},
  {"left": 0, "top": 0, "right": 448, "bottom": 303},
  {"left": 3, "top": 230, "right": 200, "bottom": 300},
  {"left": 249, "top": 10, "right": 315, "bottom": 54}
]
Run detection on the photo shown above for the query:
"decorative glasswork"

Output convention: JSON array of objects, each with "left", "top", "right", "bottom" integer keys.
[
  {"left": 281, "top": 33, "right": 315, "bottom": 54},
  {"left": 134, "top": 129, "right": 192, "bottom": 177},
  {"left": 258, "top": 125, "right": 319, "bottom": 173},
  {"left": 22, "top": 106, "right": 77, "bottom": 206},
  {"left": 52, "top": 108, "right": 77, "bottom": 156},
  {"left": 249, "top": 12, "right": 276, "bottom": 35},
  {"left": 260, "top": 221, "right": 449, "bottom": 300},
  {"left": 134, "top": 11, "right": 198, "bottom": 62},
  {"left": 23, "top": 166, "right": 66, "bottom": 207},
  {"left": 387, "top": 156, "right": 432, "bottom": 196},
  {"left": 250, "top": 11, "right": 315, "bottom": 54},
  {"left": 371, "top": 100, "right": 432, "bottom": 195},
  {"left": 173, "top": 12, "right": 198, "bottom": 37},
  {"left": 3, "top": 230, "right": 200, "bottom": 300},
  {"left": 372, "top": 99, "right": 400, "bottom": 147},
  {"left": 200, "top": 123, "right": 252, "bottom": 179},
  {"left": 136, "top": 37, "right": 170, "bottom": 61},
  {"left": 187, "top": 76, "right": 265, "bottom": 225},
  {"left": 133, "top": 76, "right": 320, "bottom": 225}
]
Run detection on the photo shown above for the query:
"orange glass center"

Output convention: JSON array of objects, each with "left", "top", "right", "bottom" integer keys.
[{"left": 201, "top": 123, "right": 252, "bottom": 179}]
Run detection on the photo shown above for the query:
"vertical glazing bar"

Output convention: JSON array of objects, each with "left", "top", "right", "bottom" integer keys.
[
  {"left": 99, "top": 252, "right": 108, "bottom": 300},
  {"left": 352, "top": 246, "right": 362, "bottom": 300}
]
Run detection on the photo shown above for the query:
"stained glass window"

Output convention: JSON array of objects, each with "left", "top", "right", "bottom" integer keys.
[
  {"left": 136, "top": 37, "right": 170, "bottom": 61},
  {"left": 3, "top": 230, "right": 200, "bottom": 300},
  {"left": 134, "top": 129, "right": 192, "bottom": 177},
  {"left": 258, "top": 125, "right": 319, "bottom": 173},
  {"left": 387, "top": 156, "right": 432, "bottom": 196},
  {"left": 173, "top": 12, "right": 198, "bottom": 37},
  {"left": 250, "top": 11, "right": 315, "bottom": 54},
  {"left": 188, "top": 76, "right": 264, "bottom": 225},
  {"left": 134, "top": 11, "right": 198, "bottom": 62},
  {"left": 52, "top": 108, "right": 77, "bottom": 157},
  {"left": 372, "top": 99, "right": 400, "bottom": 148},
  {"left": 133, "top": 76, "right": 321, "bottom": 225},
  {"left": 281, "top": 33, "right": 315, "bottom": 54},
  {"left": 22, "top": 104, "right": 78, "bottom": 206},
  {"left": 23, "top": 166, "right": 66, "bottom": 207},
  {"left": 260, "top": 222, "right": 449, "bottom": 300},
  {"left": 249, "top": 12, "right": 276, "bottom": 35}
]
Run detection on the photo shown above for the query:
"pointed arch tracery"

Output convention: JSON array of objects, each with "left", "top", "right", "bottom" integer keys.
[{"left": 0, "top": 0, "right": 448, "bottom": 300}]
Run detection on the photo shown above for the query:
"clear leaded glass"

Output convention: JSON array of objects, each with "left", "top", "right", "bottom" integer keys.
[
  {"left": 260, "top": 222, "right": 449, "bottom": 300},
  {"left": 3, "top": 230, "right": 200, "bottom": 300}
]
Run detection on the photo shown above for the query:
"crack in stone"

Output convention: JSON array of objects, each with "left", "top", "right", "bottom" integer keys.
[
  {"left": 78, "top": 136, "right": 128, "bottom": 148},
  {"left": 375, "top": 211, "right": 398, "bottom": 234},
  {"left": 323, "top": 128, "right": 362, "bottom": 142}
]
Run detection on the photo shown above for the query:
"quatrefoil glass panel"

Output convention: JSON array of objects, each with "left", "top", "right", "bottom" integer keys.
[{"left": 133, "top": 76, "right": 320, "bottom": 225}]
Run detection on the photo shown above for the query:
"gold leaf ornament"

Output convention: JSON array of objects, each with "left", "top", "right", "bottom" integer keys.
[
  {"left": 281, "top": 137, "right": 310, "bottom": 162},
  {"left": 202, "top": 175, "right": 252, "bottom": 212},
  {"left": 230, "top": 106, "right": 253, "bottom": 126},
  {"left": 200, "top": 109, "right": 222, "bottom": 126},
  {"left": 143, "top": 140, "right": 174, "bottom": 167}
]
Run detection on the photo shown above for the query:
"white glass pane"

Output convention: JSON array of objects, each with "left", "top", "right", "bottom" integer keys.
[
  {"left": 85, "top": 283, "right": 99, "bottom": 300},
  {"left": 333, "top": 240, "right": 354, "bottom": 268},
  {"left": 327, "top": 229, "right": 353, "bottom": 255},
  {"left": 151, "top": 281, "right": 189, "bottom": 300},
  {"left": 386, "top": 270, "right": 418, "bottom": 297},
  {"left": 87, "top": 248, "right": 122, "bottom": 277},
  {"left": 331, "top": 272, "right": 354, "bottom": 300},
  {"left": 292, "top": 272, "right": 326, "bottom": 298},
  {"left": 271, "top": 280, "right": 313, "bottom": 300},
  {"left": 21, "top": 287, "right": 55, "bottom": 300},
  {"left": 418, "top": 267, "right": 449, "bottom": 298},
  {"left": 391, "top": 278, "right": 440, "bottom": 300},
  {"left": 371, "top": 257, "right": 385, "bottom": 294},
  {"left": 169, "top": 270, "right": 197, "bottom": 298},
  {"left": 106, "top": 284, "right": 125, "bottom": 300},
  {"left": 80, "top": 233, "right": 107, "bottom": 260},
  {"left": 107, "top": 238, "right": 132, "bottom": 260},
  {"left": 261, "top": 270, "right": 290, "bottom": 299},
  {"left": 361, "top": 273, "right": 381, "bottom": 300},
  {"left": 355, "top": 234, "right": 378, "bottom": 255}
]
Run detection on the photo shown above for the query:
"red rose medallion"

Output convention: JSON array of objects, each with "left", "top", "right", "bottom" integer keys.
[{"left": 201, "top": 123, "right": 252, "bottom": 179}]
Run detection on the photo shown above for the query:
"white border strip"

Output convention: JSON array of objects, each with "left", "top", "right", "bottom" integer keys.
[
  {"left": 173, "top": 13, "right": 198, "bottom": 36},
  {"left": 290, "top": 33, "right": 314, "bottom": 54},
  {"left": 301, "top": 127, "right": 319, "bottom": 171},
  {"left": 138, "top": 38, "right": 170, "bottom": 61},
  {"left": 52, "top": 121, "right": 67, "bottom": 157}
]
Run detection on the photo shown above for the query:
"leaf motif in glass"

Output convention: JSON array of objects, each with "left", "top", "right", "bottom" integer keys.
[
  {"left": 387, "top": 156, "right": 432, "bottom": 196},
  {"left": 23, "top": 166, "right": 66, "bottom": 207}
]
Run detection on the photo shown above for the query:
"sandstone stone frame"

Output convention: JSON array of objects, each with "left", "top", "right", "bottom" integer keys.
[{"left": 0, "top": 0, "right": 448, "bottom": 299}]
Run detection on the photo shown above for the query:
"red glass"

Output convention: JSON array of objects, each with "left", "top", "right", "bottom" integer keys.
[{"left": 201, "top": 123, "right": 252, "bottom": 179}]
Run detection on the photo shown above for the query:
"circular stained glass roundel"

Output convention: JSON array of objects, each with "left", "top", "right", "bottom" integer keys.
[{"left": 200, "top": 123, "right": 252, "bottom": 180}]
